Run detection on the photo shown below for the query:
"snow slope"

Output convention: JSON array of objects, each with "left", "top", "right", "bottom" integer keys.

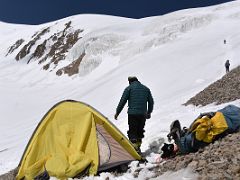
[{"left": 1, "top": 1, "right": 240, "bottom": 179}]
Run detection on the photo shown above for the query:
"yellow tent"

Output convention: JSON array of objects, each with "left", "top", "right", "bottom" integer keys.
[{"left": 16, "top": 100, "right": 142, "bottom": 180}]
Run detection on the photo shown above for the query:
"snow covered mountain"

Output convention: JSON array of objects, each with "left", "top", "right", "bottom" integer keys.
[{"left": 1, "top": 1, "right": 240, "bottom": 178}]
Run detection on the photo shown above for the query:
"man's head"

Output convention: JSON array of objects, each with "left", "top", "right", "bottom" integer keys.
[{"left": 128, "top": 76, "right": 138, "bottom": 84}]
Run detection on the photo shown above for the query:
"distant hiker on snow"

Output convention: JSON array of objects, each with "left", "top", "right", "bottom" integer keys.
[
  {"left": 161, "top": 105, "right": 240, "bottom": 158},
  {"left": 225, "top": 60, "right": 230, "bottom": 73},
  {"left": 115, "top": 76, "right": 154, "bottom": 153}
]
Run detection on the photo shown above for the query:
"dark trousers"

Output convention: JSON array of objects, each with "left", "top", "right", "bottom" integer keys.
[
  {"left": 226, "top": 66, "right": 229, "bottom": 73},
  {"left": 127, "top": 114, "right": 146, "bottom": 142}
]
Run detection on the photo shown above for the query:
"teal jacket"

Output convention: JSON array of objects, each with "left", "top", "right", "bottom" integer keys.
[{"left": 116, "top": 81, "right": 154, "bottom": 116}]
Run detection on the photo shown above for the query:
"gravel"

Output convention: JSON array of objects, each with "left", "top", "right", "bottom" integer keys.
[
  {"left": 154, "top": 66, "right": 240, "bottom": 179},
  {"left": 184, "top": 66, "right": 240, "bottom": 106},
  {"left": 152, "top": 131, "right": 240, "bottom": 179}
]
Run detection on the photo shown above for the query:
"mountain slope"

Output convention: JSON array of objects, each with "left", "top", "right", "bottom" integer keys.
[
  {"left": 1, "top": 1, "right": 239, "bottom": 77},
  {"left": 0, "top": 1, "right": 240, "bottom": 178}
]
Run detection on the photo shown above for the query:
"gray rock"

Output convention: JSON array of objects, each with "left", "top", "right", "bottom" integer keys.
[{"left": 188, "top": 161, "right": 198, "bottom": 170}]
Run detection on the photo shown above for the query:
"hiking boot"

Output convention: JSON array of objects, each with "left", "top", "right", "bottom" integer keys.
[
  {"left": 132, "top": 142, "right": 138, "bottom": 149},
  {"left": 167, "top": 120, "right": 182, "bottom": 142},
  {"left": 130, "top": 139, "right": 143, "bottom": 154},
  {"left": 130, "top": 139, "right": 137, "bottom": 145}
]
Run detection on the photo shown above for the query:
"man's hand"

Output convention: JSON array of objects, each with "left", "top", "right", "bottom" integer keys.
[
  {"left": 146, "top": 113, "right": 151, "bottom": 119},
  {"left": 114, "top": 114, "right": 118, "bottom": 120}
]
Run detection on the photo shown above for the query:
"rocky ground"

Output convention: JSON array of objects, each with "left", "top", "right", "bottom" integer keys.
[
  {"left": 145, "top": 131, "right": 240, "bottom": 179},
  {"left": 129, "top": 66, "right": 240, "bottom": 180},
  {"left": 0, "top": 168, "right": 17, "bottom": 180},
  {"left": 147, "top": 66, "right": 240, "bottom": 179},
  {"left": 184, "top": 66, "right": 240, "bottom": 106}
]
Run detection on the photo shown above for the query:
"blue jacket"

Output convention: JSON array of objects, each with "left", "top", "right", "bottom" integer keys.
[{"left": 116, "top": 81, "right": 154, "bottom": 116}]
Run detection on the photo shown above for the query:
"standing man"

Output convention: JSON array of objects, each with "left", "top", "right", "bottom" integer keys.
[
  {"left": 225, "top": 60, "right": 230, "bottom": 73},
  {"left": 114, "top": 76, "right": 154, "bottom": 153}
]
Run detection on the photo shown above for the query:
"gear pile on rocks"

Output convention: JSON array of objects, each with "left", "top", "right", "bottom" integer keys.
[
  {"left": 152, "top": 66, "right": 240, "bottom": 179},
  {"left": 152, "top": 131, "right": 240, "bottom": 179}
]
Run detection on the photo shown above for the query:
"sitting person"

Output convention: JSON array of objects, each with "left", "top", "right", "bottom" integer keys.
[{"left": 161, "top": 104, "right": 240, "bottom": 158}]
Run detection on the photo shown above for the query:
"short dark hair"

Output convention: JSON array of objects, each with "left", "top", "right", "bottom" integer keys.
[{"left": 128, "top": 76, "right": 138, "bottom": 83}]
